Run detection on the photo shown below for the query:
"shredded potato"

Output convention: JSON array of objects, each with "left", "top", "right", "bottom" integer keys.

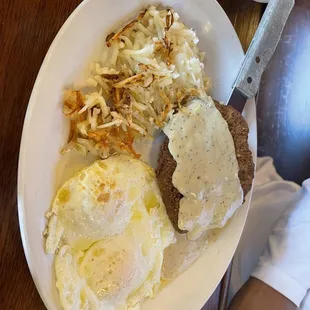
[{"left": 61, "top": 6, "right": 210, "bottom": 159}]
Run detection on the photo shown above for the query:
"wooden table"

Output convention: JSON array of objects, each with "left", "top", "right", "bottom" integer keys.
[{"left": 1, "top": 0, "right": 309, "bottom": 309}]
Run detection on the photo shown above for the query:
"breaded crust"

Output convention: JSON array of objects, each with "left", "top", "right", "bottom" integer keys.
[
  {"left": 214, "top": 102, "right": 254, "bottom": 196},
  {"left": 156, "top": 103, "right": 255, "bottom": 232},
  {"left": 156, "top": 138, "right": 186, "bottom": 233}
]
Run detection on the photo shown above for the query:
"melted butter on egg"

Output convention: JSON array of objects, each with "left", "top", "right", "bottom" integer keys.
[
  {"left": 45, "top": 155, "right": 175, "bottom": 310},
  {"left": 164, "top": 97, "right": 243, "bottom": 240}
]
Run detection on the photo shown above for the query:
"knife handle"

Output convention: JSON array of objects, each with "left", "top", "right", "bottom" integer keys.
[{"left": 235, "top": 0, "right": 294, "bottom": 99}]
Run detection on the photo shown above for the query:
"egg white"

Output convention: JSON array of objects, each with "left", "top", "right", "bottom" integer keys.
[{"left": 45, "top": 155, "right": 175, "bottom": 310}]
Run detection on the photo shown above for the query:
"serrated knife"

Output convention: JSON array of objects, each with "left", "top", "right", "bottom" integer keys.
[{"left": 227, "top": 0, "right": 295, "bottom": 112}]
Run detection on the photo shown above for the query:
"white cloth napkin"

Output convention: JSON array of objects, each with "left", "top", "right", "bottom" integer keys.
[{"left": 230, "top": 157, "right": 310, "bottom": 308}]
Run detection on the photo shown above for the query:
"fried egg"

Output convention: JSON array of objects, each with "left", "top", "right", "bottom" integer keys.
[{"left": 45, "top": 155, "right": 175, "bottom": 310}]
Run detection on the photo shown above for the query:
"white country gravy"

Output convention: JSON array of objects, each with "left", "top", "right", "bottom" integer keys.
[{"left": 163, "top": 98, "right": 243, "bottom": 240}]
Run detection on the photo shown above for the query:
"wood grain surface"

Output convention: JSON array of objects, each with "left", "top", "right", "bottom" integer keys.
[
  {"left": 0, "top": 1, "right": 263, "bottom": 310},
  {"left": 0, "top": 1, "right": 82, "bottom": 309}
]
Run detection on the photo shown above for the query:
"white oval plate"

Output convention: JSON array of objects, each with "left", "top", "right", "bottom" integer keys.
[{"left": 18, "top": 0, "right": 257, "bottom": 309}]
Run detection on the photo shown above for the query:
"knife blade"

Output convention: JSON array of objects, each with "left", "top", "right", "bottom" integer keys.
[{"left": 227, "top": 0, "right": 294, "bottom": 112}]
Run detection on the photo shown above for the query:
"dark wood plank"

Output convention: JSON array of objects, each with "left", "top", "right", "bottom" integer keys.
[
  {"left": 201, "top": 283, "right": 222, "bottom": 310},
  {"left": 0, "top": 1, "right": 81, "bottom": 309},
  {"left": 200, "top": 263, "right": 232, "bottom": 310},
  {"left": 257, "top": 0, "right": 310, "bottom": 184},
  {"left": 219, "top": 262, "right": 233, "bottom": 310},
  {"left": 218, "top": 0, "right": 265, "bottom": 51}
]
